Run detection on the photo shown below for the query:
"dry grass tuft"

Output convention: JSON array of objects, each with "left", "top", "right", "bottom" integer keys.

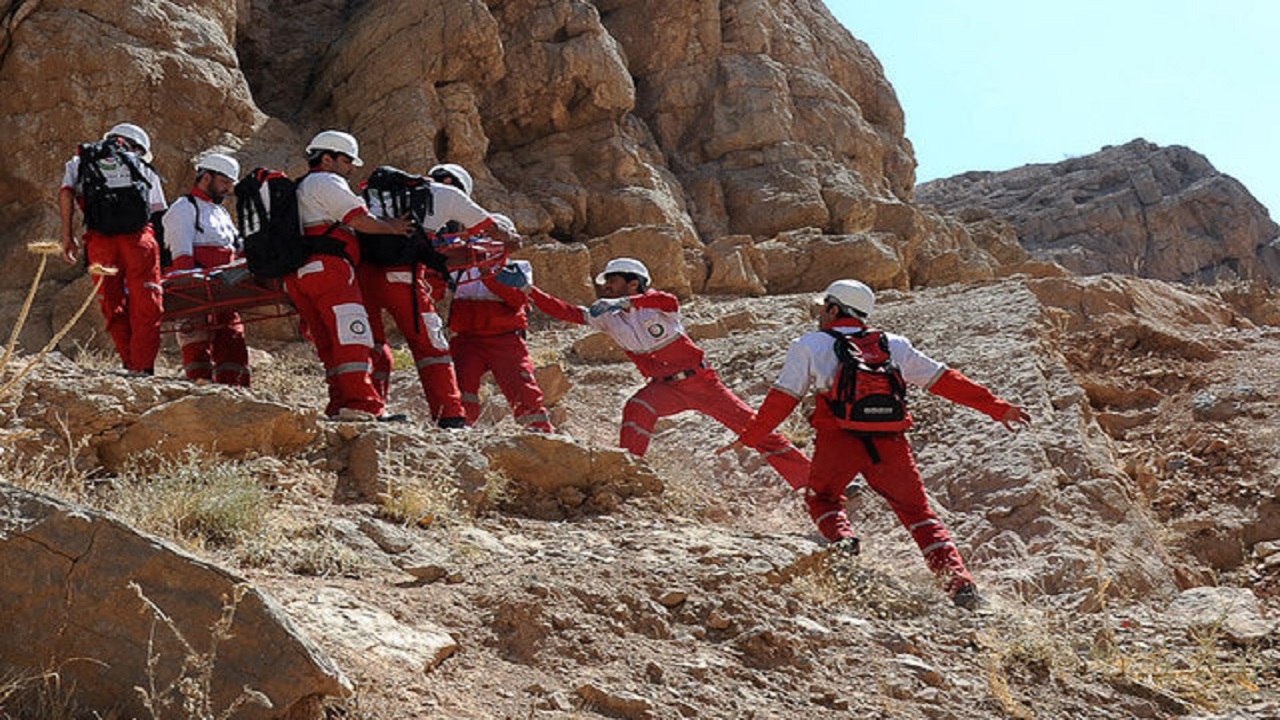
[
  {"left": 0, "top": 666, "right": 80, "bottom": 720},
  {"left": 109, "top": 448, "right": 270, "bottom": 550},
  {"left": 789, "top": 550, "right": 935, "bottom": 620},
  {"left": 375, "top": 443, "right": 466, "bottom": 528}
]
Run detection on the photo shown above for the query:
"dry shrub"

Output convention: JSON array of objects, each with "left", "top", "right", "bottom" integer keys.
[
  {"left": 788, "top": 550, "right": 935, "bottom": 620},
  {"left": 0, "top": 414, "right": 95, "bottom": 501},
  {"left": 375, "top": 443, "right": 476, "bottom": 527},
  {"left": 237, "top": 521, "right": 373, "bottom": 578},
  {"left": 131, "top": 582, "right": 271, "bottom": 720},
  {"left": 1093, "top": 621, "right": 1268, "bottom": 712},
  {"left": 110, "top": 448, "right": 269, "bottom": 550}
]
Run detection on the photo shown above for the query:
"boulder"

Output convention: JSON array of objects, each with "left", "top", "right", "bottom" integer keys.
[
  {"left": 481, "top": 433, "right": 662, "bottom": 518},
  {"left": 0, "top": 483, "right": 350, "bottom": 719},
  {"left": 98, "top": 394, "right": 318, "bottom": 471},
  {"left": 285, "top": 588, "right": 458, "bottom": 673}
]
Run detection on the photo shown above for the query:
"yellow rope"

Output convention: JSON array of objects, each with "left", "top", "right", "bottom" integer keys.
[
  {"left": 0, "top": 242, "right": 62, "bottom": 374},
  {"left": 0, "top": 268, "right": 111, "bottom": 399}
]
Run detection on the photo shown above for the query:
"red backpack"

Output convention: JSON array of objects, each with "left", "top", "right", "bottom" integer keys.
[{"left": 821, "top": 328, "right": 912, "bottom": 433}]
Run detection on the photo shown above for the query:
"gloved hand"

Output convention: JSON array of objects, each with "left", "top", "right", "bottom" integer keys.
[
  {"left": 495, "top": 263, "right": 530, "bottom": 289},
  {"left": 588, "top": 297, "right": 631, "bottom": 317}
]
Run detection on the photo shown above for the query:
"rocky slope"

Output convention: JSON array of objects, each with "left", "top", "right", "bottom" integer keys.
[
  {"left": 2, "top": 276, "right": 1278, "bottom": 718},
  {"left": 916, "top": 139, "right": 1280, "bottom": 284}
]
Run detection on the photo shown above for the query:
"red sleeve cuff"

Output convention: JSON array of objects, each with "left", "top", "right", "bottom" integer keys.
[
  {"left": 740, "top": 389, "right": 800, "bottom": 447},
  {"left": 929, "top": 368, "right": 1013, "bottom": 421},
  {"left": 341, "top": 206, "right": 369, "bottom": 226}
]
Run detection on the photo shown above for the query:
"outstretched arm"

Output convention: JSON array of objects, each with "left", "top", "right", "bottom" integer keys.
[
  {"left": 928, "top": 368, "right": 1031, "bottom": 431},
  {"left": 529, "top": 286, "right": 589, "bottom": 325}
]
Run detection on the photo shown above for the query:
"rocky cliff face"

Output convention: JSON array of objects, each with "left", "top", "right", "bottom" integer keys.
[
  {"left": 916, "top": 139, "right": 1280, "bottom": 284},
  {"left": 1, "top": 0, "right": 1026, "bottom": 354}
]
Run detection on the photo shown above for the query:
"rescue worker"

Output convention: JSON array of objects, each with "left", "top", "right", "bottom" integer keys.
[
  {"left": 359, "top": 161, "right": 518, "bottom": 428},
  {"left": 161, "top": 152, "right": 250, "bottom": 386},
  {"left": 720, "top": 279, "right": 1031, "bottom": 610},
  {"left": 290, "top": 130, "right": 412, "bottom": 421},
  {"left": 451, "top": 254, "right": 554, "bottom": 432},
  {"left": 512, "top": 257, "right": 810, "bottom": 488},
  {"left": 59, "top": 122, "right": 167, "bottom": 376}
]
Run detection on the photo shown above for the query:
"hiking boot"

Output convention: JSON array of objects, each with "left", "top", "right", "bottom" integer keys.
[
  {"left": 437, "top": 416, "right": 466, "bottom": 430},
  {"left": 830, "top": 536, "right": 861, "bottom": 556},
  {"left": 377, "top": 413, "right": 409, "bottom": 423},
  {"left": 950, "top": 583, "right": 989, "bottom": 611}
]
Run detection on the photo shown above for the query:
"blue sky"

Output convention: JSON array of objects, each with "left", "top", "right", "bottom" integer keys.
[{"left": 824, "top": 1, "right": 1280, "bottom": 218}]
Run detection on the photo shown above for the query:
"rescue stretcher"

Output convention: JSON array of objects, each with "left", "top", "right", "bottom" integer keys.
[
  {"left": 160, "top": 260, "right": 292, "bottom": 332},
  {"left": 159, "top": 235, "right": 511, "bottom": 332}
]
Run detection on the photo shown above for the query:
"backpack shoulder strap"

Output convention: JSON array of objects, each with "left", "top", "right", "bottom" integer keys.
[{"left": 184, "top": 194, "right": 203, "bottom": 234}]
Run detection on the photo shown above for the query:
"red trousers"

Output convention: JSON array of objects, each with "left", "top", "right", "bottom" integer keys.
[
  {"left": 284, "top": 256, "right": 383, "bottom": 417},
  {"left": 176, "top": 247, "right": 249, "bottom": 386},
  {"left": 84, "top": 228, "right": 163, "bottom": 372},
  {"left": 357, "top": 264, "right": 464, "bottom": 422},
  {"left": 807, "top": 429, "right": 973, "bottom": 592},
  {"left": 452, "top": 331, "right": 553, "bottom": 432},
  {"left": 621, "top": 368, "right": 810, "bottom": 489}
]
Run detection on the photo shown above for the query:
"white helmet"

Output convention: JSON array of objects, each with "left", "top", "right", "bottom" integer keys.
[
  {"left": 819, "top": 279, "right": 875, "bottom": 318},
  {"left": 595, "top": 257, "right": 651, "bottom": 287},
  {"left": 194, "top": 152, "right": 240, "bottom": 180},
  {"left": 428, "top": 163, "right": 474, "bottom": 196},
  {"left": 103, "top": 123, "right": 152, "bottom": 161},
  {"left": 306, "top": 130, "right": 363, "bottom": 166}
]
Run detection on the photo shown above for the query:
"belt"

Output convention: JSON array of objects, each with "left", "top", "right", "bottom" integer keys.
[{"left": 655, "top": 362, "right": 706, "bottom": 383}]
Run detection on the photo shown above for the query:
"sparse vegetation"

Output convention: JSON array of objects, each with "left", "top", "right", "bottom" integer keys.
[
  {"left": 109, "top": 448, "right": 270, "bottom": 550},
  {"left": 0, "top": 666, "right": 79, "bottom": 720},
  {"left": 131, "top": 582, "right": 272, "bottom": 720},
  {"left": 376, "top": 442, "right": 466, "bottom": 527}
]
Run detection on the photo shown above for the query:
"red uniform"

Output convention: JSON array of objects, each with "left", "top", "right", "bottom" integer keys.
[
  {"left": 61, "top": 154, "right": 166, "bottom": 373},
  {"left": 360, "top": 183, "right": 505, "bottom": 424},
  {"left": 530, "top": 287, "right": 810, "bottom": 488},
  {"left": 450, "top": 261, "right": 553, "bottom": 431},
  {"left": 287, "top": 172, "right": 383, "bottom": 418},
  {"left": 739, "top": 317, "right": 1018, "bottom": 594},
  {"left": 161, "top": 190, "right": 249, "bottom": 386},
  {"left": 359, "top": 262, "right": 464, "bottom": 421}
]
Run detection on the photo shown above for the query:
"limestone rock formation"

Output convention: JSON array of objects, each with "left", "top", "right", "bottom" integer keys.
[
  {"left": 0, "top": 483, "right": 349, "bottom": 720},
  {"left": 1, "top": 0, "right": 1028, "bottom": 355},
  {"left": 916, "top": 139, "right": 1280, "bottom": 284}
]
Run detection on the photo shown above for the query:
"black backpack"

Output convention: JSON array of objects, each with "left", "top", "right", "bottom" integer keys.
[
  {"left": 358, "top": 165, "right": 441, "bottom": 268},
  {"left": 76, "top": 139, "right": 153, "bottom": 235},
  {"left": 234, "top": 168, "right": 348, "bottom": 279},
  {"left": 821, "top": 328, "right": 913, "bottom": 433}
]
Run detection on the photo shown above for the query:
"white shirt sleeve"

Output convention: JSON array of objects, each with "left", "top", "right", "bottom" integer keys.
[
  {"left": 144, "top": 166, "right": 166, "bottom": 212},
  {"left": 298, "top": 171, "right": 365, "bottom": 227},
  {"left": 428, "top": 185, "right": 493, "bottom": 231},
  {"left": 162, "top": 197, "right": 196, "bottom": 259},
  {"left": 60, "top": 157, "right": 79, "bottom": 190},
  {"left": 885, "top": 332, "right": 948, "bottom": 388},
  {"left": 772, "top": 337, "right": 819, "bottom": 399}
]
